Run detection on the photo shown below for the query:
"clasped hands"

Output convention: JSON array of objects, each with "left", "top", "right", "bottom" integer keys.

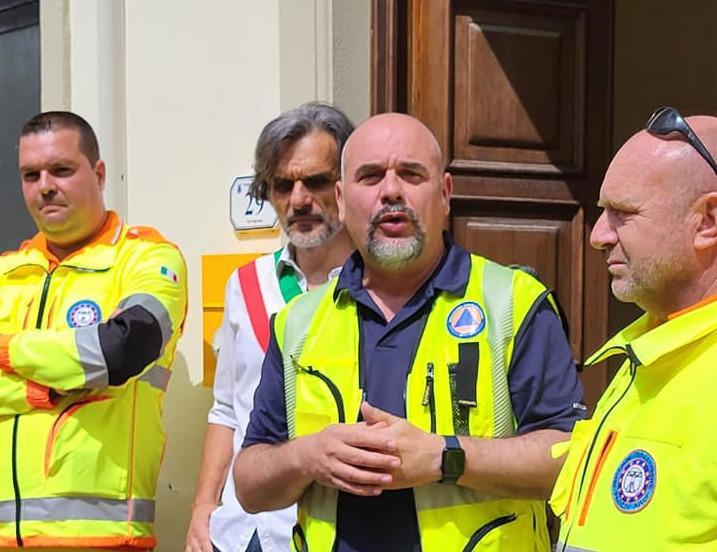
[{"left": 297, "top": 402, "right": 444, "bottom": 497}]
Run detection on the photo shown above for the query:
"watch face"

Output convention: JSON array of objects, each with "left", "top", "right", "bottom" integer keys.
[{"left": 442, "top": 447, "right": 466, "bottom": 481}]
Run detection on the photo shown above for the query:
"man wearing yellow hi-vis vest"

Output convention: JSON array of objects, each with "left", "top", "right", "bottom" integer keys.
[
  {"left": 0, "top": 112, "right": 187, "bottom": 550},
  {"left": 234, "top": 113, "right": 586, "bottom": 551}
]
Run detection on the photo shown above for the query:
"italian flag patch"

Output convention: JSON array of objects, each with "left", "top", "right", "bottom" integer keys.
[{"left": 160, "top": 266, "right": 179, "bottom": 284}]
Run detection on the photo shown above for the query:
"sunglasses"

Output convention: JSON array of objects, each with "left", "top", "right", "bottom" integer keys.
[{"left": 646, "top": 106, "right": 717, "bottom": 175}]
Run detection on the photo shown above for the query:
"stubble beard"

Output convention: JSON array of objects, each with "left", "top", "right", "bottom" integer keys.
[{"left": 286, "top": 215, "right": 342, "bottom": 250}]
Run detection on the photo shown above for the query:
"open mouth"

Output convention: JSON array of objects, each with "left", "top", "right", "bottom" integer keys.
[{"left": 378, "top": 212, "right": 409, "bottom": 224}]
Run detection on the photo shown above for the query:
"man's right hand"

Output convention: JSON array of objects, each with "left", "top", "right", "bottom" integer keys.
[
  {"left": 296, "top": 421, "right": 402, "bottom": 497},
  {"left": 185, "top": 502, "right": 216, "bottom": 552}
]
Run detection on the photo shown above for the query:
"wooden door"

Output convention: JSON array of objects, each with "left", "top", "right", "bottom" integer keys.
[{"left": 372, "top": 0, "right": 613, "bottom": 409}]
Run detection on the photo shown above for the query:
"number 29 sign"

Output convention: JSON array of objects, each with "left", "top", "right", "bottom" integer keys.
[{"left": 229, "top": 176, "right": 278, "bottom": 231}]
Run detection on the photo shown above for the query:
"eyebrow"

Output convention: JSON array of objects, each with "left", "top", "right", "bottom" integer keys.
[
  {"left": 353, "top": 163, "right": 385, "bottom": 180},
  {"left": 274, "top": 171, "right": 335, "bottom": 182},
  {"left": 353, "top": 160, "right": 430, "bottom": 179},
  {"left": 398, "top": 161, "right": 429, "bottom": 175},
  {"left": 597, "top": 197, "right": 639, "bottom": 211}
]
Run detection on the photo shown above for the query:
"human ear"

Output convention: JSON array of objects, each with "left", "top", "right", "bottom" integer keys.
[
  {"left": 336, "top": 180, "right": 346, "bottom": 224},
  {"left": 94, "top": 160, "right": 107, "bottom": 192},
  {"left": 694, "top": 192, "right": 717, "bottom": 250},
  {"left": 441, "top": 172, "right": 453, "bottom": 216}
]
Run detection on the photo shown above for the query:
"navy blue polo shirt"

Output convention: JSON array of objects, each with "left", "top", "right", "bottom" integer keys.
[{"left": 243, "top": 236, "right": 585, "bottom": 551}]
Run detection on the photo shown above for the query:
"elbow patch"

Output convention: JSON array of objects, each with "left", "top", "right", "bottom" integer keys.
[{"left": 98, "top": 305, "right": 163, "bottom": 385}]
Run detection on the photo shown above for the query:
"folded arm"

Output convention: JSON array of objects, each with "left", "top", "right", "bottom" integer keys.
[{"left": 0, "top": 243, "right": 187, "bottom": 392}]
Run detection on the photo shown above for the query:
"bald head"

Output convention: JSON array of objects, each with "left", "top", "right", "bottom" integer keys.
[
  {"left": 591, "top": 112, "right": 717, "bottom": 318},
  {"left": 341, "top": 113, "right": 443, "bottom": 181},
  {"left": 622, "top": 116, "right": 717, "bottom": 203}
]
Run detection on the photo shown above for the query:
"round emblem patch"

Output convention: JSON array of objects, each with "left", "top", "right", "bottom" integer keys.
[
  {"left": 612, "top": 449, "right": 656, "bottom": 513},
  {"left": 66, "top": 300, "right": 102, "bottom": 328},
  {"left": 446, "top": 301, "right": 486, "bottom": 338}
]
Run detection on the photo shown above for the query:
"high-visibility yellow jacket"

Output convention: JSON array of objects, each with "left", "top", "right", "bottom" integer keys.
[
  {"left": 551, "top": 298, "right": 717, "bottom": 551},
  {"left": 274, "top": 255, "right": 553, "bottom": 552},
  {"left": 0, "top": 212, "right": 187, "bottom": 549}
]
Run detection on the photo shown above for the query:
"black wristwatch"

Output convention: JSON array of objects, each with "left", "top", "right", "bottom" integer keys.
[{"left": 439, "top": 435, "right": 465, "bottom": 484}]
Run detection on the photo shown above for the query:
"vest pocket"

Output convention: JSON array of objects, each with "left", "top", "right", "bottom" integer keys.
[
  {"left": 462, "top": 513, "right": 517, "bottom": 551},
  {"left": 304, "top": 368, "right": 345, "bottom": 423},
  {"left": 449, "top": 363, "right": 470, "bottom": 435}
]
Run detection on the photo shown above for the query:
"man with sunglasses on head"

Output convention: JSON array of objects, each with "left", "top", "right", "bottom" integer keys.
[
  {"left": 551, "top": 107, "right": 717, "bottom": 550},
  {"left": 186, "top": 103, "right": 354, "bottom": 552}
]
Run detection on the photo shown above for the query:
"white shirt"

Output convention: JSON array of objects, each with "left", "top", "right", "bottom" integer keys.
[{"left": 208, "top": 247, "right": 341, "bottom": 552}]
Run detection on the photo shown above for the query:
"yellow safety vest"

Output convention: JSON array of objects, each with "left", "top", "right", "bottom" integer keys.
[
  {"left": 551, "top": 299, "right": 717, "bottom": 551},
  {"left": 274, "top": 254, "right": 554, "bottom": 552},
  {"left": 0, "top": 212, "right": 187, "bottom": 549}
]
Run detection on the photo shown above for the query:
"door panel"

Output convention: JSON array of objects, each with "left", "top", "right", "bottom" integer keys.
[
  {"left": 453, "top": 4, "right": 584, "bottom": 173},
  {"left": 372, "top": 0, "right": 613, "bottom": 410}
]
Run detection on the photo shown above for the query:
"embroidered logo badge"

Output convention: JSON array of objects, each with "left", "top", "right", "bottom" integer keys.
[
  {"left": 612, "top": 449, "right": 656, "bottom": 513},
  {"left": 446, "top": 301, "right": 486, "bottom": 338},
  {"left": 66, "top": 300, "right": 102, "bottom": 328}
]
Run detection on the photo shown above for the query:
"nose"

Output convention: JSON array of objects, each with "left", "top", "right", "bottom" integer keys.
[
  {"left": 379, "top": 170, "right": 404, "bottom": 204},
  {"left": 289, "top": 180, "right": 312, "bottom": 210},
  {"left": 39, "top": 171, "right": 58, "bottom": 196},
  {"left": 590, "top": 210, "right": 616, "bottom": 251}
]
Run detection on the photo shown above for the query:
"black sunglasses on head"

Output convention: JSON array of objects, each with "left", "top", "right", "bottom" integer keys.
[{"left": 646, "top": 106, "right": 717, "bottom": 175}]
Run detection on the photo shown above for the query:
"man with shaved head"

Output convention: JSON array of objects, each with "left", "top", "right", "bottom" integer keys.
[
  {"left": 235, "top": 113, "right": 585, "bottom": 551},
  {"left": 551, "top": 108, "right": 717, "bottom": 551}
]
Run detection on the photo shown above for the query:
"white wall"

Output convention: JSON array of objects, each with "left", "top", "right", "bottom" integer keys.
[{"left": 40, "top": 1, "right": 370, "bottom": 550}]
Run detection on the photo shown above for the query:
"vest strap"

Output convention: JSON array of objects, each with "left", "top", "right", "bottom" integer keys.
[
  {"left": 482, "top": 262, "right": 515, "bottom": 437},
  {"left": 282, "top": 281, "right": 334, "bottom": 438}
]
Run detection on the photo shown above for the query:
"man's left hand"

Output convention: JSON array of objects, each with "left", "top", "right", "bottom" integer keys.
[{"left": 360, "top": 401, "right": 444, "bottom": 490}]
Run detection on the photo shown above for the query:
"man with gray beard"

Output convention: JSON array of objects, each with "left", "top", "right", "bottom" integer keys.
[
  {"left": 234, "top": 113, "right": 585, "bottom": 551},
  {"left": 186, "top": 102, "right": 354, "bottom": 552}
]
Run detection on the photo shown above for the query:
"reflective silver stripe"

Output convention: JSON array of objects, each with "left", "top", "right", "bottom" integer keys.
[
  {"left": 556, "top": 543, "right": 596, "bottom": 552},
  {"left": 139, "top": 364, "right": 171, "bottom": 391},
  {"left": 0, "top": 497, "right": 154, "bottom": 522},
  {"left": 75, "top": 324, "right": 109, "bottom": 387},
  {"left": 414, "top": 483, "right": 499, "bottom": 510},
  {"left": 119, "top": 293, "right": 173, "bottom": 347},
  {"left": 482, "top": 261, "right": 516, "bottom": 438},
  {"left": 282, "top": 280, "right": 333, "bottom": 439}
]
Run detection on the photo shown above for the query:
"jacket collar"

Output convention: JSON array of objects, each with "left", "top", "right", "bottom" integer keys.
[
  {"left": 15, "top": 211, "right": 124, "bottom": 271},
  {"left": 586, "top": 299, "right": 717, "bottom": 368}
]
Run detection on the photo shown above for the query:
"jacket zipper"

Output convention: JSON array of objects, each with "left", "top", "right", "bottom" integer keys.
[
  {"left": 422, "top": 362, "right": 437, "bottom": 433},
  {"left": 12, "top": 268, "right": 54, "bottom": 546},
  {"left": 462, "top": 513, "right": 517, "bottom": 551},
  {"left": 34, "top": 269, "right": 55, "bottom": 328},
  {"left": 563, "top": 351, "right": 638, "bottom": 547},
  {"left": 303, "top": 367, "right": 346, "bottom": 423}
]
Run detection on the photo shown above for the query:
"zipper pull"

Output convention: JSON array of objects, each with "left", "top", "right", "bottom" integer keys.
[{"left": 422, "top": 362, "right": 435, "bottom": 406}]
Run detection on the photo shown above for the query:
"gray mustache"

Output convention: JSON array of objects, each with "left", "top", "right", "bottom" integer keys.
[{"left": 369, "top": 204, "right": 419, "bottom": 229}]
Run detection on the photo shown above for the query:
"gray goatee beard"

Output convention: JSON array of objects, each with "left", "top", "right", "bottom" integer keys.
[{"left": 366, "top": 204, "right": 425, "bottom": 269}]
